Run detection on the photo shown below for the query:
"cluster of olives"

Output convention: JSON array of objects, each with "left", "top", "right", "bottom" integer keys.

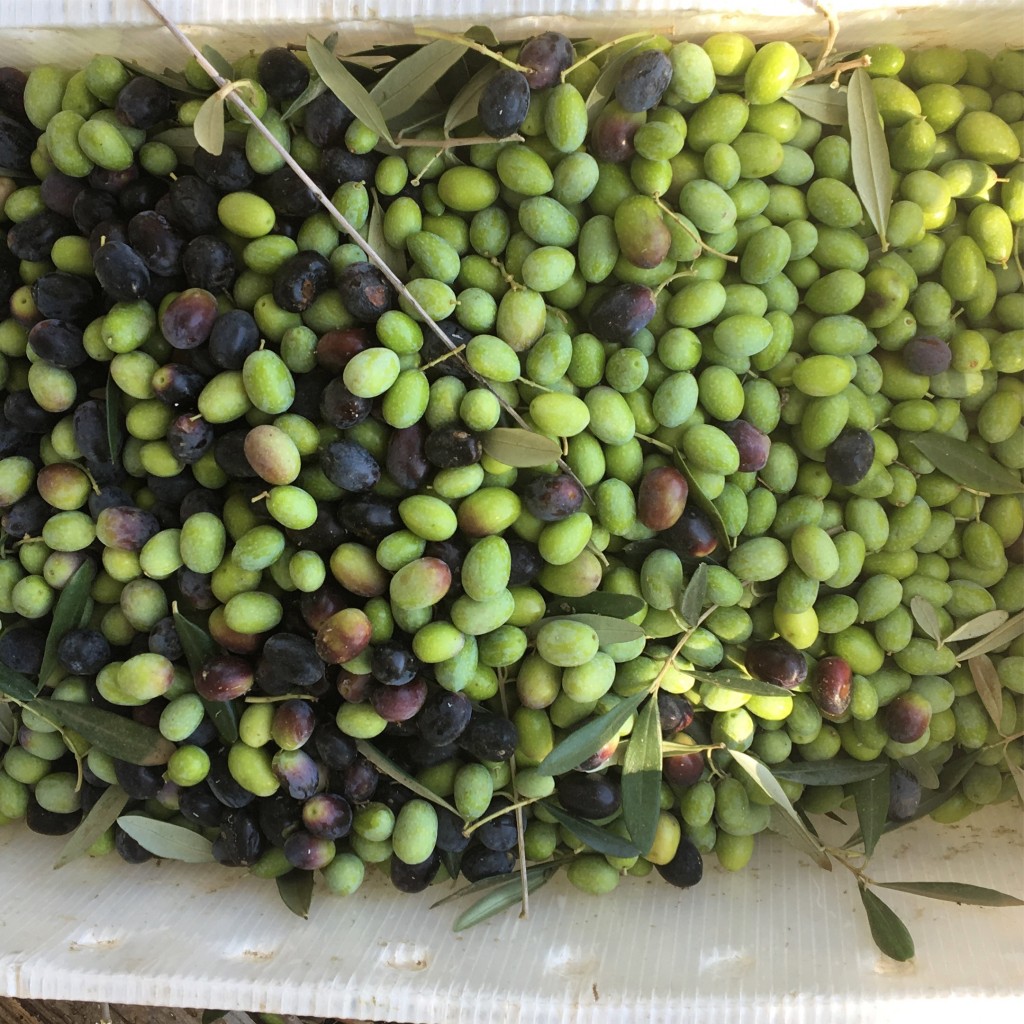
[{"left": 0, "top": 29, "right": 1021, "bottom": 906}]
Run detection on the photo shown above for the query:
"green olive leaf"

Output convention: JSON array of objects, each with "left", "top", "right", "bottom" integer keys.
[
  {"left": 367, "top": 190, "right": 407, "bottom": 278},
  {"left": 0, "top": 701, "right": 14, "bottom": 746},
  {"left": 1006, "top": 760, "right": 1024, "bottom": 804},
  {"left": 369, "top": 39, "right": 467, "bottom": 122},
  {"left": 444, "top": 63, "right": 497, "bottom": 136},
  {"left": 276, "top": 869, "right": 315, "bottom": 919},
  {"left": 671, "top": 450, "right": 733, "bottom": 551},
  {"left": 771, "top": 759, "right": 887, "bottom": 786},
  {"left": 847, "top": 67, "right": 893, "bottom": 251},
  {"left": 464, "top": 25, "right": 501, "bottom": 47},
  {"left": 173, "top": 609, "right": 238, "bottom": 744},
  {"left": 53, "top": 783, "right": 130, "bottom": 870},
  {"left": 859, "top": 884, "right": 915, "bottom": 962},
  {"left": 282, "top": 75, "right": 327, "bottom": 121},
  {"left": 678, "top": 562, "right": 709, "bottom": 628},
  {"left": 482, "top": 428, "right": 562, "bottom": 468},
  {"left": 689, "top": 670, "right": 793, "bottom": 699},
  {"left": 784, "top": 83, "right": 849, "bottom": 125},
  {"left": 621, "top": 696, "right": 662, "bottom": 854},
  {"left": 727, "top": 749, "right": 832, "bottom": 870},
  {"left": 956, "top": 611, "right": 1024, "bottom": 660},
  {"left": 875, "top": 881, "right": 1024, "bottom": 908},
  {"left": 200, "top": 45, "right": 235, "bottom": 81},
  {"left": 39, "top": 560, "right": 96, "bottom": 691},
  {"left": 201, "top": 1012, "right": 230, "bottom": 1024},
  {"left": 35, "top": 699, "right": 175, "bottom": 766},
  {"left": 909, "top": 433, "right": 1024, "bottom": 495},
  {"left": 897, "top": 753, "right": 941, "bottom": 790},
  {"left": 968, "top": 655, "right": 1005, "bottom": 733},
  {"left": 452, "top": 861, "right": 560, "bottom": 932},
  {"left": 539, "top": 801, "right": 639, "bottom": 858},
  {"left": 121, "top": 60, "right": 204, "bottom": 96},
  {"left": 944, "top": 610, "right": 1009, "bottom": 645},
  {"left": 0, "top": 664, "right": 40, "bottom": 702},
  {"left": 105, "top": 369, "right": 123, "bottom": 464},
  {"left": 909, "top": 595, "right": 944, "bottom": 649},
  {"left": 432, "top": 856, "right": 571, "bottom": 909},
  {"left": 547, "top": 593, "right": 647, "bottom": 620},
  {"left": 192, "top": 88, "right": 228, "bottom": 156},
  {"left": 306, "top": 35, "right": 395, "bottom": 147},
  {"left": 116, "top": 814, "right": 215, "bottom": 862},
  {"left": 0, "top": 165, "right": 31, "bottom": 178},
  {"left": 535, "top": 690, "right": 646, "bottom": 776},
  {"left": 149, "top": 126, "right": 199, "bottom": 162},
  {"left": 355, "top": 739, "right": 462, "bottom": 818},
  {"left": 585, "top": 40, "right": 650, "bottom": 125},
  {"left": 533, "top": 614, "right": 646, "bottom": 647},
  {"left": 849, "top": 762, "right": 891, "bottom": 858}
]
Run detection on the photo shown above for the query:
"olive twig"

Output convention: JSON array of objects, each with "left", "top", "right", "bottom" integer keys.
[
  {"left": 415, "top": 28, "right": 532, "bottom": 74},
  {"left": 648, "top": 603, "right": 720, "bottom": 693},
  {"left": 495, "top": 665, "right": 531, "bottom": 920},
  {"left": 655, "top": 199, "right": 739, "bottom": 263},
  {"left": 814, "top": 1, "right": 841, "bottom": 72},
  {"left": 396, "top": 133, "right": 524, "bottom": 149},
  {"left": 140, "top": 0, "right": 591, "bottom": 501},
  {"left": 792, "top": 54, "right": 871, "bottom": 88},
  {"left": 461, "top": 795, "right": 543, "bottom": 838},
  {"left": 559, "top": 32, "right": 653, "bottom": 83}
]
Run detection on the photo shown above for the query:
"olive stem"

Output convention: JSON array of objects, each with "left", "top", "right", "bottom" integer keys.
[
  {"left": 461, "top": 795, "right": 543, "bottom": 838},
  {"left": 634, "top": 432, "right": 674, "bottom": 454},
  {"left": 559, "top": 31, "right": 653, "bottom": 83},
  {"left": 415, "top": 28, "right": 532, "bottom": 74},
  {"left": 420, "top": 343, "right": 467, "bottom": 370},
  {"left": 397, "top": 133, "right": 524, "bottom": 148},
  {"left": 814, "top": 1, "right": 841, "bottom": 72},
  {"left": 655, "top": 199, "right": 739, "bottom": 263},
  {"left": 792, "top": 54, "right": 871, "bottom": 88},
  {"left": 648, "top": 602, "right": 721, "bottom": 694},
  {"left": 140, "top": 0, "right": 589, "bottom": 497}
]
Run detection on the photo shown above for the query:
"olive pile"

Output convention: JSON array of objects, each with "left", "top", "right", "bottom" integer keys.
[{"left": 0, "top": 31, "right": 1021, "bottom": 907}]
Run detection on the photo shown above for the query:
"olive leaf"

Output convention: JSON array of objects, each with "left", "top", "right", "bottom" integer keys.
[
  {"left": 35, "top": 699, "right": 175, "bottom": 766},
  {"left": 621, "top": 696, "right": 662, "bottom": 854},
  {"left": 105, "top": 370, "right": 123, "bottom": 465},
  {"left": 533, "top": 614, "right": 646, "bottom": 647},
  {"left": 909, "top": 595, "right": 944, "bottom": 649},
  {"left": 1006, "top": 760, "right": 1024, "bottom": 804},
  {"left": 678, "top": 562, "right": 708, "bottom": 628},
  {"left": 968, "top": 655, "right": 1005, "bottom": 733},
  {"left": 388, "top": 97, "right": 446, "bottom": 137},
  {"left": 849, "top": 762, "right": 891, "bottom": 858},
  {"left": 53, "top": 783, "right": 130, "bottom": 870},
  {"left": 116, "top": 815, "right": 215, "bottom": 862},
  {"left": 539, "top": 801, "right": 639, "bottom": 858},
  {"left": 282, "top": 76, "right": 327, "bottom": 121},
  {"left": 201, "top": 1012, "right": 230, "bottom": 1024},
  {"left": 192, "top": 86, "right": 228, "bottom": 156},
  {"left": 0, "top": 664, "right": 39, "bottom": 702},
  {"left": 431, "top": 860, "right": 571, "bottom": 908},
  {"left": 276, "top": 869, "right": 315, "bottom": 919},
  {"left": 897, "top": 753, "right": 941, "bottom": 790},
  {"left": 547, "top": 593, "right": 646, "bottom": 620},
  {"left": 784, "top": 83, "right": 849, "bottom": 125},
  {"left": 0, "top": 702, "right": 14, "bottom": 746},
  {"left": 956, "top": 611, "right": 1024, "bottom": 660},
  {"left": 859, "top": 884, "right": 915, "bottom": 962},
  {"left": 535, "top": 690, "right": 645, "bottom": 776},
  {"left": 355, "top": 739, "right": 462, "bottom": 817},
  {"left": 585, "top": 40, "right": 650, "bottom": 124},
  {"left": 909, "top": 433, "right": 1024, "bottom": 495},
  {"left": 464, "top": 25, "right": 501, "bottom": 47},
  {"left": 367, "top": 191, "right": 407, "bottom": 278},
  {"left": 0, "top": 165, "right": 30, "bottom": 178},
  {"left": 444, "top": 63, "right": 497, "bottom": 136},
  {"left": 689, "top": 670, "right": 793, "bottom": 699},
  {"left": 148, "top": 126, "right": 199, "bottom": 162},
  {"left": 875, "top": 881, "right": 1024, "bottom": 908},
  {"left": 121, "top": 60, "right": 204, "bottom": 96},
  {"left": 452, "top": 861, "right": 561, "bottom": 932},
  {"left": 771, "top": 759, "right": 887, "bottom": 786},
  {"left": 200, "top": 45, "right": 235, "bottom": 81},
  {"left": 39, "top": 560, "right": 96, "bottom": 691},
  {"left": 671, "top": 450, "right": 733, "bottom": 551},
  {"left": 369, "top": 39, "right": 467, "bottom": 122},
  {"left": 173, "top": 610, "right": 237, "bottom": 744},
  {"left": 727, "top": 749, "right": 832, "bottom": 869},
  {"left": 306, "top": 35, "right": 395, "bottom": 147},
  {"left": 945, "top": 610, "right": 1009, "bottom": 645},
  {"left": 847, "top": 67, "right": 893, "bottom": 251},
  {"left": 482, "top": 428, "right": 562, "bottom": 468}
]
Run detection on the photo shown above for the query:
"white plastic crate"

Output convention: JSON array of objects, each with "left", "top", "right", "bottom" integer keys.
[{"left": 0, "top": 3, "right": 1022, "bottom": 1021}]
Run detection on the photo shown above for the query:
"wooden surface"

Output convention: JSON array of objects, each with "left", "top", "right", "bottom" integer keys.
[{"left": 0, "top": 1002, "right": 204, "bottom": 1024}]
